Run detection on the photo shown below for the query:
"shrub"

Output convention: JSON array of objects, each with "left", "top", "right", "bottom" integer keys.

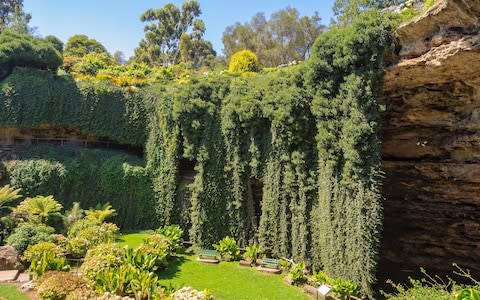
[
  {"left": 9, "top": 160, "right": 67, "bottom": 199},
  {"left": 37, "top": 271, "right": 88, "bottom": 300},
  {"left": 23, "top": 242, "right": 62, "bottom": 262},
  {"left": 96, "top": 264, "right": 160, "bottom": 299},
  {"left": 156, "top": 224, "right": 183, "bottom": 254},
  {"left": 80, "top": 243, "right": 124, "bottom": 284},
  {"left": 228, "top": 50, "right": 259, "bottom": 73},
  {"left": 6, "top": 222, "right": 55, "bottom": 254},
  {"left": 13, "top": 195, "right": 63, "bottom": 225},
  {"left": 0, "top": 30, "right": 62, "bottom": 79},
  {"left": 243, "top": 245, "right": 261, "bottom": 264},
  {"left": 332, "top": 278, "right": 361, "bottom": 300},
  {"left": 213, "top": 236, "right": 240, "bottom": 261},
  {"left": 64, "top": 238, "right": 89, "bottom": 259},
  {"left": 30, "top": 251, "right": 70, "bottom": 279},
  {"left": 67, "top": 218, "right": 118, "bottom": 250},
  {"left": 287, "top": 261, "right": 307, "bottom": 286}
]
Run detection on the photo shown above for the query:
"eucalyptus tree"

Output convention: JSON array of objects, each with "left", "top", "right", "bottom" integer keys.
[{"left": 134, "top": 0, "right": 215, "bottom": 67}]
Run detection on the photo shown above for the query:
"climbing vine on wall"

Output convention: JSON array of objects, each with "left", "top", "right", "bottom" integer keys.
[{"left": 0, "top": 9, "right": 398, "bottom": 296}]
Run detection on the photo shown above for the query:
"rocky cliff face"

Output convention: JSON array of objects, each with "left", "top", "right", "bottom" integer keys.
[{"left": 380, "top": 0, "right": 480, "bottom": 282}]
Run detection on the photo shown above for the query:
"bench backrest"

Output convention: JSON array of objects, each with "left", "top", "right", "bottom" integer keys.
[
  {"left": 199, "top": 249, "right": 217, "bottom": 257},
  {"left": 262, "top": 258, "right": 279, "bottom": 265}
]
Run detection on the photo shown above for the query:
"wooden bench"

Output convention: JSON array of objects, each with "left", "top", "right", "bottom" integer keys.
[
  {"left": 196, "top": 249, "right": 220, "bottom": 264},
  {"left": 257, "top": 257, "right": 281, "bottom": 274}
]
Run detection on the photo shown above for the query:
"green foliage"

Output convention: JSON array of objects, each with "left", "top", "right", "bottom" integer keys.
[
  {"left": 384, "top": 266, "right": 480, "bottom": 300},
  {"left": 0, "top": 0, "right": 31, "bottom": 31},
  {"left": 213, "top": 236, "right": 240, "bottom": 261},
  {"left": 0, "top": 68, "right": 148, "bottom": 146},
  {"left": 456, "top": 288, "right": 480, "bottom": 300},
  {"left": 37, "top": 271, "right": 88, "bottom": 300},
  {"left": 64, "top": 34, "right": 108, "bottom": 57},
  {"left": 6, "top": 222, "right": 54, "bottom": 254},
  {"left": 156, "top": 224, "right": 183, "bottom": 253},
  {"left": 0, "top": 184, "right": 22, "bottom": 211},
  {"left": 0, "top": 30, "right": 62, "bottom": 79},
  {"left": 68, "top": 218, "right": 118, "bottom": 250},
  {"left": 223, "top": 8, "right": 325, "bottom": 67},
  {"left": 62, "top": 202, "right": 83, "bottom": 229},
  {"left": 23, "top": 241, "right": 61, "bottom": 262},
  {"left": 134, "top": 0, "right": 213, "bottom": 68},
  {"left": 80, "top": 243, "right": 125, "bottom": 284},
  {"left": 84, "top": 203, "right": 117, "bottom": 222},
  {"left": 243, "top": 244, "right": 260, "bottom": 263},
  {"left": 228, "top": 50, "right": 259, "bottom": 73},
  {"left": 8, "top": 146, "right": 156, "bottom": 229},
  {"left": 29, "top": 250, "right": 70, "bottom": 279},
  {"left": 306, "top": 10, "right": 398, "bottom": 296},
  {"left": 13, "top": 195, "right": 62, "bottom": 224},
  {"left": 288, "top": 261, "right": 307, "bottom": 285}
]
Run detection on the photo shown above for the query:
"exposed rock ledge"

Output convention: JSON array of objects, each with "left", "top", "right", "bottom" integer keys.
[{"left": 379, "top": 0, "right": 480, "bottom": 283}]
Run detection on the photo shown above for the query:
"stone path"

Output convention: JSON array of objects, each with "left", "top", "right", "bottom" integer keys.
[{"left": 0, "top": 270, "right": 28, "bottom": 282}]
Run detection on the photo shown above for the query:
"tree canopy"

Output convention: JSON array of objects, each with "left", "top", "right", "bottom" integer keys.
[
  {"left": 64, "top": 34, "right": 109, "bottom": 57},
  {"left": 134, "top": 0, "right": 215, "bottom": 68},
  {"left": 0, "top": 0, "right": 31, "bottom": 32},
  {"left": 0, "top": 30, "right": 62, "bottom": 79},
  {"left": 222, "top": 7, "right": 325, "bottom": 67}
]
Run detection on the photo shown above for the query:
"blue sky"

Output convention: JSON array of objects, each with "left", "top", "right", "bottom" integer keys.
[{"left": 23, "top": 0, "right": 336, "bottom": 59}]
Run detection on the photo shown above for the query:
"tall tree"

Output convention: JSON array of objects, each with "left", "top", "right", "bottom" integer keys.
[
  {"left": 64, "top": 34, "right": 108, "bottom": 57},
  {"left": 0, "top": 0, "right": 30, "bottom": 31},
  {"left": 222, "top": 7, "right": 325, "bottom": 67},
  {"left": 134, "top": 0, "right": 215, "bottom": 67},
  {"left": 333, "top": 0, "right": 399, "bottom": 23}
]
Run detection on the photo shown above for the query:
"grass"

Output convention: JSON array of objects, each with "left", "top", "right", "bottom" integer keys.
[
  {"left": 119, "top": 233, "right": 309, "bottom": 300},
  {"left": 117, "top": 231, "right": 152, "bottom": 248},
  {"left": 0, "top": 284, "right": 30, "bottom": 300},
  {"left": 158, "top": 255, "right": 309, "bottom": 300}
]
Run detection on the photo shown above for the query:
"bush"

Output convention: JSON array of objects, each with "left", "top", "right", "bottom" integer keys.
[
  {"left": 287, "top": 261, "right": 307, "bottom": 286},
  {"left": 37, "top": 271, "right": 88, "bottom": 300},
  {"left": 13, "top": 195, "right": 63, "bottom": 225},
  {"left": 9, "top": 160, "right": 67, "bottom": 198},
  {"left": 67, "top": 218, "right": 118, "bottom": 251},
  {"left": 213, "top": 236, "right": 240, "bottom": 261},
  {"left": 80, "top": 243, "right": 124, "bottom": 284},
  {"left": 228, "top": 50, "right": 259, "bottom": 73},
  {"left": 156, "top": 224, "right": 183, "bottom": 254},
  {"left": 30, "top": 251, "right": 70, "bottom": 279},
  {"left": 23, "top": 242, "right": 62, "bottom": 262},
  {"left": 0, "top": 30, "right": 62, "bottom": 79},
  {"left": 139, "top": 235, "right": 169, "bottom": 268},
  {"left": 243, "top": 245, "right": 261, "bottom": 264},
  {"left": 6, "top": 222, "right": 55, "bottom": 254}
]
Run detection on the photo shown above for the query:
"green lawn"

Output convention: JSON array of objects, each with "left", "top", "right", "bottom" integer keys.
[
  {"left": 117, "top": 231, "right": 152, "bottom": 248},
  {"left": 119, "top": 233, "right": 309, "bottom": 300},
  {"left": 0, "top": 284, "right": 30, "bottom": 300},
  {"left": 159, "top": 255, "right": 309, "bottom": 300}
]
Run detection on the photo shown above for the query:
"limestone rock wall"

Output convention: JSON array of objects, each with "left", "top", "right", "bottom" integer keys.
[{"left": 379, "top": 0, "right": 480, "bottom": 280}]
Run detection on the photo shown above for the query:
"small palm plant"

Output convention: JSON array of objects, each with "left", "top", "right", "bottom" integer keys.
[
  {"left": 0, "top": 185, "right": 22, "bottom": 213},
  {"left": 243, "top": 244, "right": 261, "bottom": 265},
  {"left": 85, "top": 203, "right": 116, "bottom": 222},
  {"left": 13, "top": 195, "right": 62, "bottom": 224}
]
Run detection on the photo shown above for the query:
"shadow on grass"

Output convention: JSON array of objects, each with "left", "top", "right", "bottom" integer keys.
[{"left": 158, "top": 255, "right": 189, "bottom": 280}]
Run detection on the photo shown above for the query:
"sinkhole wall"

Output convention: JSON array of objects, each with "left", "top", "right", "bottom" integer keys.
[{"left": 379, "top": 0, "right": 480, "bottom": 281}]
